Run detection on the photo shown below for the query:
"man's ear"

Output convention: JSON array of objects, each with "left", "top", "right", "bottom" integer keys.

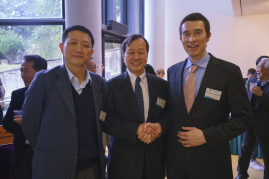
[{"left": 59, "top": 43, "right": 64, "bottom": 54}]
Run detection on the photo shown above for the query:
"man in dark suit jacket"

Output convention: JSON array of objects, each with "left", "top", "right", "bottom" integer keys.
[
  {"left": 236, "top": 57, "right": 269, "bottom": 179},
  {"left": 21, "top": 25, "right": 108, "bottom": 179},
  {"left": 104, "top": 34, "right": 171, "bottom": 179},
  {"left": 2, "top": 55, "right": 47, "bottom": 179},
  {"left": 166, "top": 13, "right": 253, "bottom": 179}
]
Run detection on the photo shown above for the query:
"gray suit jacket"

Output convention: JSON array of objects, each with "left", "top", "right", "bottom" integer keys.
[{"left": 21, "top": 64, "right": 108, "bottom": 179}]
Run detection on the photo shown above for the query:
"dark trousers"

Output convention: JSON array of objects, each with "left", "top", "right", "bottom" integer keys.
[
  {"left": 75, "top": 164, "right": 99, "bottom": 179},
  {"left": 251, "top": 141, "right": 259, "bottom": 160},
  {"left": 14, "top": 148, "right": 34, "bottom": 179},
  {"left": 237, "top": 127, "right": 269, "bottom": 179},
  {"left": 142, "top": 155, "right": 149, "bottom": 179}
]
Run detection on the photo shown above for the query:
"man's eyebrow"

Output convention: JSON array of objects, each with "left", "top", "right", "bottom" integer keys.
[{"left": 183, "top": 29, "right": 203, "bottom": 34}]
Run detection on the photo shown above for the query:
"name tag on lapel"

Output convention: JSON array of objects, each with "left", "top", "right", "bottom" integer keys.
[
  {"left": 156, "top": 97, "right": 166, "bottom": 108},
  {"left": 99, "top": 111, "right": 106, "bottom": 122},
  {"left": 204, "top": 88, "right": 222, "bottom": 101}
]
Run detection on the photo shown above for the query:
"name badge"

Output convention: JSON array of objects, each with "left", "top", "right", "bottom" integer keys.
[
  {"left": 156, "top": 97, "right": 166, "bottom": 108},
  {"left": 204, "top": 88, "right": 222, "bottom": 101},
  {"left": 99, "top": 111, "right": 106, "bottom": 122}
]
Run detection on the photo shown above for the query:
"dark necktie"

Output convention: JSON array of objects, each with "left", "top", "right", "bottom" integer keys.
[{"left": 135, "top": 77, "right": 144, "bottom": 123}]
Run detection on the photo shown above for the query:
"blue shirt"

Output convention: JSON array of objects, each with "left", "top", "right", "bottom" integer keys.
[{"left": 183, "top": 52, "right": 210, "bottom": 97}]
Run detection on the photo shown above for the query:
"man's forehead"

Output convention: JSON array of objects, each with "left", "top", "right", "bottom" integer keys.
[{"left": 66, "top": 30, "right": 91, "bottom": 42}]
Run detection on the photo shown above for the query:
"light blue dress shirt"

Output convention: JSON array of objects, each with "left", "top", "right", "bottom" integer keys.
[{"left": 183, "top": 52, "right": 210, "bottom": 97}]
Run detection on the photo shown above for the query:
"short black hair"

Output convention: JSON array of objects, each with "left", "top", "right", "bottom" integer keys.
[
  {"left": 121, "top": 34, "right": 149, "bottom": 55},
  {"left": 144, "top": 64, "right": 156, "bottom": 75},
  {"left": 23, "top": 55, "right": 47, "bottom": 71},
  {"left": 179, "top": 13, "right": 210, "bottom": 38},
  {"left": 256, "top": 56, "right": 269, "bottom": 66},
  {"left": 247, "top": 68, "right": 256, "bottom": 75},
  {"left": 62, "top": 25, "right": 95, "bottom": 48}
]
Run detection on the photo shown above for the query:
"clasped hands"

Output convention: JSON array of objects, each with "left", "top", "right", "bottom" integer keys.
[
  {"left": 177, "top": 127, "right": 206, "bottom": 148},
  {"left": 136, "top": 123, "right": 162, "bottom": 144}
]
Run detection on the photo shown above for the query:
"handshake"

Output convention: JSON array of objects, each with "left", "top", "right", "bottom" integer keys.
[{"left": 136, "top": 123, "right": 162, "bottom": 144}]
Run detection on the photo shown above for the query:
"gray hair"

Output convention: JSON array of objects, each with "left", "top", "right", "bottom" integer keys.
[{"left": 261, "top": 58, "right": 269, "bottom": 70}]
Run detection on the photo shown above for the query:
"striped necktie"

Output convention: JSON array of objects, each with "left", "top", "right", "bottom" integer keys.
[{"left": 184, "top": 65, "right": 199, "bottom": 113}]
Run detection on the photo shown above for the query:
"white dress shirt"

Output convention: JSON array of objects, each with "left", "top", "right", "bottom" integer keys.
[
  {"left": 126, "top": 68, "right": 149, "bottom": 122},
  {"left": 65, "top": 65, "right": 91, "bottom": 95}
]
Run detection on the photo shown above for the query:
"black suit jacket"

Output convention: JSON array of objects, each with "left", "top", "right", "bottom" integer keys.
[
  {"left": 248, "top": 77, "right": 269, "bottom": 137},
  {"left": 2, "top": 87, "right": 28, "bottom": 165},
  {"left": 104, "top": 71, "right": 171, "bottom": 179},
  {"left": 166, "top": 54, "right": 253, "bottom": 179}
]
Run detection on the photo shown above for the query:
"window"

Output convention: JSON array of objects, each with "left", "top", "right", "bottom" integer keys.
[
  {"left": 0, "top": 0, "right": 62, "bottom": 19},
  {"left": 104, "top": 42, "right": 121, "bottom": 80},
  {"left": 0, "top": 0, "right": 65, "bottom": 116}
]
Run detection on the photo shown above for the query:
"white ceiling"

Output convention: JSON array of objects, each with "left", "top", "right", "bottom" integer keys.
[{"left": 232, "top": 0, "right": 269, "bottom": 16}]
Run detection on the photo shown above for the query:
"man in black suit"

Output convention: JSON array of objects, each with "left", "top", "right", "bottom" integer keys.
[
  {"left": 104, "top": 34, "right": 170, "bottom": 179},
  {"left": 236, "top": 57, "right": 269, "bottom": 179},
  {"left": 166, "top": 13, "right": 253, "bottom": 179},
  {"left": 2, "top": 55, "right": 47, "bottom": 179}
]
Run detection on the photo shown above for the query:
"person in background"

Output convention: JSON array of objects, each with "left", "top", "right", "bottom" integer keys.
[
  {"left": 236, "top": 57, "right": 269, "bottom": 179},
  {"left": 2, "top": 55, "right": 47, "bottom": 179},
  {"left": 0, "top": 79, "right": 5, "bottom": 109},
  {"left": 86, "top": 57, "right": 97, "bottom": 73},
  {"left": 244, "top": 68, "right": 256, "bottom": 90},
  {"left": 156, "top": 68, "right": 165, "bottom": 79},
  {"left": 0, "top": 79, "right": 4, "bottom": 124}
]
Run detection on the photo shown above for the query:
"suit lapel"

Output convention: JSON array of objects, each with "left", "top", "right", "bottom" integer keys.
[
  {"left": 188, "top": 55, "right": 220, "bottom": 116},
  {"left": 90, "top": 73, "right": 103, "bottom": 121},
  {"left": 176, "top": 60, "right": 188, "bottom": 114},
  {"left": 55, "top": 64, "right": 76, "bottom": 120},
  {"left": 146, "top": 73, "right": 158, "bottom": 122},
  {"left": 119, "top": 71, "right": 141, "bottom": 123}
]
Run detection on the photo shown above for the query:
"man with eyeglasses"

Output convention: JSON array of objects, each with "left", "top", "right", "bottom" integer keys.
[{"left": 236, "top": 57, "right": 269, "bottom": 179}]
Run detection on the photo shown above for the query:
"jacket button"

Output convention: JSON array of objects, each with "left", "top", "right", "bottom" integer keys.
[
  {"left": 187, "top": 120, "right": 190, "bottom": 123},
  {"left": 75, "top": 139, "right": 78, "bottom": 143},
  {"left": 74, "top": 157, "right": 77, "bottom": 159}
]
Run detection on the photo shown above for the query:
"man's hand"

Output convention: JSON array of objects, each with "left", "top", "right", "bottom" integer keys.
[
  {"left": 14, "top": 116, "right": 22, "bottom": 124},
  {"left": 137, "top": 123, "right": 152, "bottom": 144},
  {"left": 177, "top": 127, "right": 206, "bottom": 147},
  {"left": 251, "top": 86, "right": 263, "bottom": 97},
  {"left": 144, "top": 123, "right": 162, "bottom": 142}
]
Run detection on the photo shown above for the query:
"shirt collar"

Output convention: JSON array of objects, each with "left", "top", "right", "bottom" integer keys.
[
  {"left": 126, "top": 68, "right": 146, "bottom": 84},
  {"left": 257, "top": 78, "right": 269, "bottom": 86},
  {"left": 65, "top": 64, "right": 91, "bottom": 86},
  {"left": 186, "top": 52, "right": 210, "bottom": 69}
]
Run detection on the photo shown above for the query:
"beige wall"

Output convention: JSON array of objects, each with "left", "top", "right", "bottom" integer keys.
[{"left": 164, "top": 0, "right": 269, "bottom": 79}]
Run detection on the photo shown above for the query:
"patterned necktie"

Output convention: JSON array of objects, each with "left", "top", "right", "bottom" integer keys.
[
  {"left": 184, "top": 65, "right": 199, "bottom": 113},
  {"left": 135, "top": 77, "right": 144, "bottom": 122}
]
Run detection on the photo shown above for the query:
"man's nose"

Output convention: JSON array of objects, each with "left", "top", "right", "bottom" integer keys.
[
  {"left": 76, "top": 44, "right": 83, "bottom": 52},
  {"left": 133, "top": 52, "right": 139, "bottom": 59},
  {"left": 189, "top": 34, "right": 197, "bottom": 42}
]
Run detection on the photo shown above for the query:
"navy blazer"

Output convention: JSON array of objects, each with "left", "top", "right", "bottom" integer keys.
[
  {"left": 104, "top": 71, "right": 171, "bottom": 179},
  {"left": 2, "top": 87, "right": 28, "bottom": 165},
  {"left": 166, "top": 54, "right": 253, "bottom": 179},
  {"left": 21, "top": 64, "right": 108, "bottom": 179},
  {"left": 248, "top": 77, "right": 269, "bottom": 137}
]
